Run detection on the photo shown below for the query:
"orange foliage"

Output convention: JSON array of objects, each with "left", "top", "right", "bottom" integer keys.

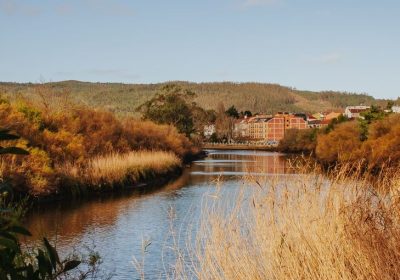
[
  {"left": 316, "top": 121, "right": 363, "bottom": 164},
  {"left": 315, "top": 115, "right": 400, "bottom": 171},
  {"left": 0, "top": 100, "right": 196, "bottom": 196},
  {"left": 362, "top": 114, "right": 400, "bottom": 170}
]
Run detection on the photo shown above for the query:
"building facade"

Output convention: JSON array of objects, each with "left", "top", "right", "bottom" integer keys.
[
  {"left": 203, "top": 124, "right": 216, "bottom": 138},
  {"left": 233, "top": 118, "right": 249, "bottom": 138},
  {"left": 247, "top": 115, "right": 272, "bottom": 140},
  {"left": 392, "top": 106, "right": 400, "bottom": 113},
  {"left": 344, "top": 106, "right": 370, "bottom": 119},
  {"left": 266, "top": 117, "right": 285, "bottom": 141}
]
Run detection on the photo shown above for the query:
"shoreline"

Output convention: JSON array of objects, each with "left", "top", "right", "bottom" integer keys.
[
  {"left": 32, "top": 167, "right": 184, "bottom": 205},
  {"left": 203, "top": 143, "right": 278, "bottom": 151},
  {"left": 30, "top": 150, "right": 207, "bottom": 206}
]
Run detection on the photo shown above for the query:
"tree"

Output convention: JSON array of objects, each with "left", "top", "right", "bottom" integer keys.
[
  {"left": 386, "top": 100, "right": 394, "bottom": 110},
  {"left": 323, "top": 114, "right": 349, "bottom": 134},
  {"left": 138, "top": 85, "right": 195, "bottom": 137},
  {"left": 316, "top": 121, "right": 362, "bottom": 164},
  {"left": 191, "top": 105, "right": 216, "bottom": 137},
  {"left": 225, "top": 105, "right": 239, "bottom": 119},
  {"left": 215, "top": 103, "right": 234, "bottom": 141},
  {"left": 359, "top": 105, "right": 386, "bottom": 141},
  {"left": 243, "top": 110, "right": 252, "bottom": 117},
  {"left": 278, "top": 128, "right": 318, "bottom": 153}
]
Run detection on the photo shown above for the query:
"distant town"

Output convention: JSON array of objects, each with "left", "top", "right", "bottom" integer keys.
[{"left": 204, "top": 105, "right": 400, "bottom": 144}]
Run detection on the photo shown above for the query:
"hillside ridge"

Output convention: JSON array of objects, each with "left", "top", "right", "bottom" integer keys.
[{"left": 0, "top": 80, "right": 388, "bottom": 116}]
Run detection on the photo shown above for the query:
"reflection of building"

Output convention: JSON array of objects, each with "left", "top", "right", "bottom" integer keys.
[
  {"left": 192, "top": 152, "right": 289, "bottom": 177},
  {"left": 344, "top": 106, "right": 370, "bottom": 119}
]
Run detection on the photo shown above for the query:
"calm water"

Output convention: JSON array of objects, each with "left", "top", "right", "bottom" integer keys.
[{"left": 25, "top": 150, "right": 291, "bottom": 279}]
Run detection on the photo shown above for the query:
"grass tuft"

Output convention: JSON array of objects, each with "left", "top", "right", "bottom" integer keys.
[{"left": 64, "top": 151, "right": 181, "bottom": 189}]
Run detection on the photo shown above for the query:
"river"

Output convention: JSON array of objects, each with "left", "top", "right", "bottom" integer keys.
[{"left": 25, "top": 150, "right": 291, "bottom": 279}]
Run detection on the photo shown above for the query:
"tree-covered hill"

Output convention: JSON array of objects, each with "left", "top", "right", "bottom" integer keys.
[{"left": 0, "top": 80, "right": 389, "bottom": 116}]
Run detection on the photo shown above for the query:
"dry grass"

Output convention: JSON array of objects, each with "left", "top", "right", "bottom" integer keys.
[
  {"left": 175, "top": 166, "right": 400, "bottom": 280},
  {"left": 64, "top": 151, "right": 181, "bottom": 188}
]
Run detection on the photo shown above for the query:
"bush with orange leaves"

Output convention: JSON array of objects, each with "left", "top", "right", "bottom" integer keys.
[
  {"left": 0, "top": 99, "right": 197, "bottom": 197},
  {"left": 362, "top": 114, "right": 400, "bottom": 170},
  {"left": 316, "top": 115, "right": 400, "bottom": 171},
  {"left": 316, "top": 121, "right": 363, "bottom": 164}
]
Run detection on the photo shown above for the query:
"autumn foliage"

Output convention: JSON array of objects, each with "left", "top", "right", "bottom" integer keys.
[
  {"left": 278, "top": 128, "right": 318, "bottom": 153},
  {"left": 315, "top": 121, "right": 363, "bottom": 164},
  {"left": 0, "top": 98, "right": 197, "bottom": 196},
  {"left": 278, "top": 113, "right": 400, "bottom": 173},
  {"left": 314, "top": 115, "right": 400, "bottom": 171}
]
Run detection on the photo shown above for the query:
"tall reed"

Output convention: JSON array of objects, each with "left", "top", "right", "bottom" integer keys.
[
  {"left": 64, "top": 151, "right": 181, "bottom": 188},
  {"left": 177, "top": 166, "right": 400, "bottom": 280}
]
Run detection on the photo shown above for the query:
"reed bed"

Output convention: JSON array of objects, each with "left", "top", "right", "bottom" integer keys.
[
  {"left": 64, "top": 151, "right": 181, "bottom": 188},
  {"left": 175, "top": 166, "right": 400, "bottom": 280}
]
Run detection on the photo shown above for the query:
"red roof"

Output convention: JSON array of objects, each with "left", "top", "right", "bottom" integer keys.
[{"left": 349, "top": 108, "right": 368, "bottom": 113}]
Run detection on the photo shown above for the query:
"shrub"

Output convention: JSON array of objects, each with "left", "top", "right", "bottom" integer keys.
[
  {"left": 278, "top": 128, "right": 317, "bottom": 153},
  {"left": 362, "top": 114, "right": 400, "bottom": 170},
  {"left": 316, "top": 121, "right": 363, "bottom": 164},
  {"left": 0, "top": 99, "right": 196, "bottom": 197}
]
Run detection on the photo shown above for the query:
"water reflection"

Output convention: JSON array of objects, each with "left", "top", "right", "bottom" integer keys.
[
  {"left": 191, "top": 150, "right": 289, "bottom": 178},
  {"left": 25, "top": 150, "right": 290, "bottom": 279}
]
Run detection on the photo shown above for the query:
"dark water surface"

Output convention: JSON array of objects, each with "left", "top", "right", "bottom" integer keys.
[{"left": 25, "top": 150, "right": 291, "bottom": 279}]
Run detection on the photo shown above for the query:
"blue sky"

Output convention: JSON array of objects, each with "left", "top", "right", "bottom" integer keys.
[{"left": 1, "top": 0, "right": 399, "bottom": 99}]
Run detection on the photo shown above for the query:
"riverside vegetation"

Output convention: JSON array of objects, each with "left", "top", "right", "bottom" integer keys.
[
  {"left": 0, "top": 130, "right": 103, "bottom": 279},
  {"left": 175, "top": 164, "right": 400, "bottom": 280},
  {"left": 0, "top": 95, "right": 198, "bottom": 199},
  {"left": 278, "top": 106, "right": 400, "bottom": 174}
]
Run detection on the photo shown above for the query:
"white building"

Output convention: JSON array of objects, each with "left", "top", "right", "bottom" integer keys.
[
  {"left": 344, "top": 106, "right": 370, "bottom": 119},
  {"left": 392, "top": 106, "right": 400, "bottom": 113},
  {"left": 203, "top": 124, "right": 216, "bottom": 138},
  {"left": 233, "top": 118, "right": 249, "bottom": 139}
]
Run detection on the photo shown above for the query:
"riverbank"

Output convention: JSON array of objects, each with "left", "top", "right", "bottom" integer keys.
[
  {"left": 0, "top": 99, "right": 203, "bottom": 200},
  {"left": 31, "top": 149, "right": 207, "bottom": 204}
]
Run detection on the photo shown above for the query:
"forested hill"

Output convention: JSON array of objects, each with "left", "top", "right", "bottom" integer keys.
[{"left": 0, "top": 80, "right": 389, "bottom": 116}]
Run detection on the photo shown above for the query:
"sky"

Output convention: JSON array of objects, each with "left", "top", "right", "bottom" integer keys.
[{"left": 1, "top": 0, "right": 399, "bottom": 99}]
